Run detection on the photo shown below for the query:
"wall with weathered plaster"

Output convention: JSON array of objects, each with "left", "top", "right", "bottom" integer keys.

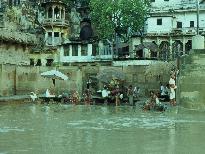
[
  {"left": 15, "top": 66, "right": 82, "bottom": 96},
  {"left": 0, "top": 43, "right": 30, "bottom": 65},
  {"left": 0, "top": 64, "right": 170, "bottom": 97},
  {"left": 0, "top": 64, "right": 16, "bottom": 96},
  {"left": 179, "top": 49, "right": 205, "bottom": 109}
]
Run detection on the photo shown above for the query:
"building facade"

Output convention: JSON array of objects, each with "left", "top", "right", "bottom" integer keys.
[
  {"left": 130, "top": 0, "right": 205, "bottom": 61},
  {"left": 36, "top": 0, "right": 113, "bottom": 66}
]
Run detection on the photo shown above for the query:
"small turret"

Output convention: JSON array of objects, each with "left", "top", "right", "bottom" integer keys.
[{"left": 41, "top": 0, "right": 70, "bottom": 46}]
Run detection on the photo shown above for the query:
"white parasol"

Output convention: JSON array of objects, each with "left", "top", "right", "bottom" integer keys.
[{"left": 40, "top": 70, "right": 68, "bottom": 81}]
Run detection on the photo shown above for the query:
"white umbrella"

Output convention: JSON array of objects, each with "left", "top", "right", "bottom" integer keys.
[{"left": 40, "top": 70, "right": 68, "bottom": 81}]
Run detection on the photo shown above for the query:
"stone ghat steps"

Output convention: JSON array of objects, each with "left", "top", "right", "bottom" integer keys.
[
  {"left": 0, "top": 95, "right": 31, "bottom": 103},
  {"left": 178, "top": 51, "right": 205, "bottom": 109}
]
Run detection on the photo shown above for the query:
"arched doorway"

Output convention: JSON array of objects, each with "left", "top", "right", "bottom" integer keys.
[
  {"left": 54, "top": 6, "right": 60, "bottom": 19},
  {"left": 172, "top": 40, "right": 183, "bottom": 59},
  {"left": 151, "top": 41, "right": 158, "bottom": 58},
  {"left": 159, "top": 41, "right": 170, "bottom": 61},
  {"left": 185, "top": 40, "right": 192, "bottom": 54}
]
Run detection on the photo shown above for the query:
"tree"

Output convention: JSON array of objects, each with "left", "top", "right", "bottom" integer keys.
[
  {"left": 89, "top": 0, "right": 150, "bottom": 40},
  {"left": 145, "top": 61, "right": 176, "bottom": 78},
  {"left": 63, "top": 0, "right": 90, "bottom": 9},
  {"left": 63, "top": 0, "right": 150, "bottom": 42}
]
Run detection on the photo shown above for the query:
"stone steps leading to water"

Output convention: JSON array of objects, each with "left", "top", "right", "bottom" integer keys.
[{"left": 179, "top": 50, "right": 205, "bottom": 109}]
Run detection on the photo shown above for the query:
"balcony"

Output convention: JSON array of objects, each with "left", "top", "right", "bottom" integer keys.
[
  {"left": 42, "top": 18, "right": 69, "bottom": 27},
  {"left": 172, "top": 27, "right": 199, "bottom": 35}
]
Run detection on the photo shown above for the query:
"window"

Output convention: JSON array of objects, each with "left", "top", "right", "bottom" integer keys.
[
  {"left": 48, "top": 7, "right": 52, "bottom": 18},
  {"left": 92, "top": 44, "right": 98, "bottom": 56},
  {"left": 157, "top": 18, "right": 162, "bottom": 25},
  {"left": 81, "top": 44, "right": 88, "bottom": 56},
  {"left": 177, "top": 22, "right": 182, "bottom": 28},
  {"left": 54, "top": 6, "right": 60, "bottom": 19},
  {"left": 54, "top": 32, "right": 60, "bottom": 45},
  {"left": 190, "top": 21, "right": 194, "bottom": 27},
  {"left": 64, "top": 45, "right": 70, "bottom": 56},
  {"left": 30, "top": 59, "right": 34, "bottom": 66},
  {"left": 72, "top": 44, "right": 78, "bottom": 56},
  {"left": 54, "top": 32, "right": 59, "bottom": 37},
  {"left": 61, "top": 9, "right": 64, "bottom": 18},
  {"left": 47, "top": 32, "right": 52, "bottom": 45},
  {"left": 164, "top": 0, "right": 169, "bottom": 1},
  {"left": 35, "top": 59, "right": 42, "bottom": 66},
  {"left": 46, "top": 59, "right": 53, "bottom": 66}
]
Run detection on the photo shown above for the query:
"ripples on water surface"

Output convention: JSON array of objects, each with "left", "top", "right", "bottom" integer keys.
[{"left": 0, "top": 103, "right": 205, "bottom": 154}]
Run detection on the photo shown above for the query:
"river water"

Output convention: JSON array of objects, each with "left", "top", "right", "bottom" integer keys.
[{"left": 0, "top": 103, "right": 205, "bottom": 154}]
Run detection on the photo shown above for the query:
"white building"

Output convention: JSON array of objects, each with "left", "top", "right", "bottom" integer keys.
[{"left": 130, "top": 0, "right": 205, "bottom": 61}]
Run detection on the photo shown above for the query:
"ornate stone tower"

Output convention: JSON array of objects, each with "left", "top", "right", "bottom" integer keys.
[
  {"left": 76, "top": 1, "right": 93, "bottom": 41},
  {"left": 41, "top": 0, "right": 70, "bottom": 46}
]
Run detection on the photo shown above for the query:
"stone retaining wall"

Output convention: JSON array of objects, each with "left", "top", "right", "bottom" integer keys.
[{"left": 0, "top": 64, "right": 170, "bottom": 98}]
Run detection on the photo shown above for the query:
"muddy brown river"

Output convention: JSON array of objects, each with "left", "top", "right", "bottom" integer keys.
[{"left": 0, "top": 103, "right": 205, "bottom": 154}]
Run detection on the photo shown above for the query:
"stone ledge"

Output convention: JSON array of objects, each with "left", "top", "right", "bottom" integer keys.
[{"left": 0, "top": 29, "right": 38, "bottom": 45}]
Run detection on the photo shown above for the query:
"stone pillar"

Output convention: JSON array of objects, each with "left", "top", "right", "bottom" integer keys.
[
  {"left": 69, "top": 45, "right": 72, "bottom": 56},
  {"left": 45, "top": 32, "right": 48, "bottom": 45},
  {"left": 98, "top": 41, "right": 104, "bottom": 55},
  {"left": 63, "top": 9, "right": 65, "bottom": 20},
  {"left": 87, "top": 44, "right": 92, "bottom": 56},
  {"left": 59, "top": 8, "right": 62, "bottom": 19},
  {"left": 52, "top": 7, "right": 54, "bottom": 20},
  {"left": 78, "top": 45, "right": 81, "bottom": 56},
  {"left": 46, "top": 8, "right": 48, "bottom": 19},
  {"left": 59, "top": 46, "right": 63, "bottom": 61},
  {"left": 157, "top": 37, "right": 161, "bottom": 59},
  {"left": 183, "top": 37, "right": 186, "bottom": 52},
  {"left": 169, "top": 38, "right": 172, "bottom": 58},
  {"left": 52, "top": 32, "right": 54, "bottom": 46}
]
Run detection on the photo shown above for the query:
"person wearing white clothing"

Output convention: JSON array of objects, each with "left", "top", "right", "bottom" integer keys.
[
  {"left": 45, "top": 89, "right": 55, "bottom": 98},
  {"left": 169, "top": 74, "right": 177, "bottom": 105},
  {"left": 101, "top": 87, "right": 110, "bottom": 104},
  {"left": 102, "top": 89, "right": 110, "bottom": 98}
]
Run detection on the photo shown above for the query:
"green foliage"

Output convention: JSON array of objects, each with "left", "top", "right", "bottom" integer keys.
[
  {"left": 145, "top": 61, "right": 176, "bottom": 77},
  {"left": 6, "top": 8, "right": 19, "bottom": 23},
  {"left": 63, "top": 0, "right": 150, "bottom": 39},
  {"left": 90, "top": 0, "right": 150, "bottom": 39},
  {"left": 62, "top": 0, "right": 75, "bottom": 9}
]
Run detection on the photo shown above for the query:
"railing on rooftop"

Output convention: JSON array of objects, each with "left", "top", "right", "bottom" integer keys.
[{"left": 42, "top": 18, "right": 69, "bottom": 26}]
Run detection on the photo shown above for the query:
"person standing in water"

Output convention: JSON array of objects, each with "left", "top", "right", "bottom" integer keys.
[
  {"left": 169, "top": 73, "right": 177, "bottom": 106},
  {"left": 127, "top": 85, "right": 134, "bottom": 106}
]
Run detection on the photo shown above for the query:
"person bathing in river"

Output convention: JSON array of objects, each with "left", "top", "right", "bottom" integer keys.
[
  {"left": 102, "top": 85, "right": 110, "bottom": 104},
  {"left": 143, "top": 91, "right": 155, "bottom": 111},
  {"left": 110, "top": 85, "right": 121, "bottom": 106},
  {"left": 153, "top": 92, "right": 166, "bottom": 111},
  {"left": 133, "top": 86, "right": 140, "bottom": 101},
  {"left": 127, "top": 85, "right": 134, "bottom": 106},
  {"left": 143, "top": 91, "right": 166, "bottom": 111},
  {"left": 71, "top": 90, "right": 80, "bottom": 105},
  {"left": 114, "top": 85, "right": 121, "bottom": 106},
  {"left": 159, "top": 83, "right": 169, "bottom": 101},
  {"left": 83, "top": 89, "right": 92, "bottom": 105}
]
